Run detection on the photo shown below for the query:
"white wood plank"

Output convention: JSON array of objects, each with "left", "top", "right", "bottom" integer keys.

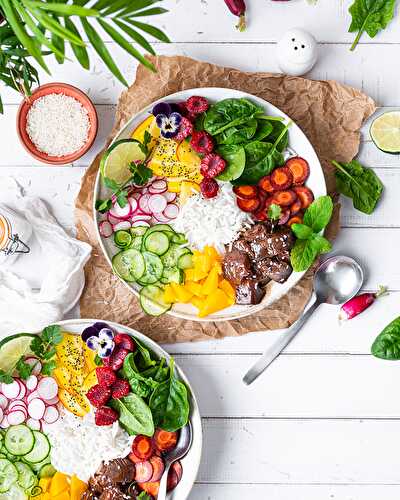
[
  {"left": 198, "top": 418, "right": 400, "bottom": 484},
  {"left": 175, "top": 354, "right": 400, "bottom": 418}
]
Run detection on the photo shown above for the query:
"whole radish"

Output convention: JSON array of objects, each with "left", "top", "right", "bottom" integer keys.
[
  {"left": 339, "top": 286, "right": 388, "bottom": 321},
  {"left": 224, "top": 0, "right": 246, "bottom": 31}
]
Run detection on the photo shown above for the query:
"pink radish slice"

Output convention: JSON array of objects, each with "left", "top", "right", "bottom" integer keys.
[
  {"left": 164, "top": 191, "right": 177, "bottom": 202},
  {"left": 28, "top": 399, "right": 45, "bottom": 420},
  {"left": 113, "top": 221, "right": 132, "bottom": 232},
  {"left": 99, "top": 221, "right": 113, "bottom": 238},
  {"left": 131, "top": 214, "right": 152, "bottom": 223},
  {"left": 128, "top": 197, "right": 138, "bottom": 213},
  {"left": 37, "top": 377, "right": 58, "bottom": 400},
  {"left": 43, "top": 406, "right": 59, "bottom": 424},
  {"left": 2, "top": 381, "right": 20, "bottom": 399},
  {"left": 107, "top": 212, "right": 122, "bottom": 226},
  {"left": 25, "top": 358, "right": 42, "bottom": 376},
  {"left": 135, "top": 461, "right": 153, "bottom": 483},
  {"left": 0, "top": 395, "right": 8, "bottom": 410},
  {"left": 8, "top": 400, "right": 27, "bottom": 412},
  {"left": 15, "top": 380, "right": 27, "bottom": 400},
  {"left": 26, "top": 418, "right": 41, "bottom": 430},
  {"left": 132, "top": 221, "right": 150, "bottom": 228},
  {"left": 26, "top": 375, "right": 38, "bottom": 392},
  {"left": 138, "top": 194, "right": 152, "bottom": 214},
  {"left": 153, "top": 212, "right": 172, "bottom": 224},
  {"left": 0, "top": 408, "right": 3, "bottom": 422},
  {"left": 148, "top": 194, "right": 167, "bottom": 214},
  {"left": 149, "top": 180, "right": 167, "bottom": 192},
  {"left": 43, "top": 395, "right": 59, "bottom": 405},
  {"left": 163, "top": 203, "right": 179, "bottom": 219},
  {"left": 27, "top": 390, "right": 40, "bottom": 403},
  {"left": 0, "top": 416, "right": 9, "bottom": 429},
  {"left": 8, "top": 410, "right": 26, "bottom": 425},
  {"left": 109, "top": 202, "right": 132, "bottom": 220}
]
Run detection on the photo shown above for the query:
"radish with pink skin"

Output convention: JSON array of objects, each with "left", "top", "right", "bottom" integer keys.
[
  {"left": 0, "top": 416, "right": 9, "bottom": 429},
  {"left": 25, "top": 357, "right": 42, "bottom": 375},
  {"left": 28, "top": 398, "right": 46, "bottom": 420},
  {"left": 339, "top": 286, "right": 388, "bottom": 321},
  {"left": 37, "top": 377, "right": 58, "bottom": 400},
  {"left": 2, "top": 381, "right": 20, "bottom": 399},
  {"left": 8, "top": 410, "right": 26, "bottom": 425},
  {"left": 43, "top": 406, "right": 59, "bottom": 424},
  {"left": 26, "top": 375, "right": 38, "bottom": 392},
  {"left": 26, "top": 418, "right": 41, "bottom": 430},
  {"left": 0, "top": 395, "right": 7, "bottom": 410},
  {"left": 224, "top": 0, "right": 246, "bottom": 31}
]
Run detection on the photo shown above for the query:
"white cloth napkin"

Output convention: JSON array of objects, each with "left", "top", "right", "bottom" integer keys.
[{"left": 0, "top": 178, "right": 91, "bottom": 337}]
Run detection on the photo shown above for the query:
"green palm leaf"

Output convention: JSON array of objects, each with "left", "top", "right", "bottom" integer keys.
[
  {"left": 128, "top": 7, "right": 167, "bottom": 17},
  {"left": 25, "top": 1, "right": 99, "bottom": 17},
  {"left": 64, "top": 17, "right": 90, "bottom": 69},
  {"left": 122, "top": 18, "right": 170, "bottom": 43},
  {"left": 119, "top": 0, "right": 161, "bottom": 17},
  {"left": 113, "top": 19, "right": 155, "bottom": 55}
]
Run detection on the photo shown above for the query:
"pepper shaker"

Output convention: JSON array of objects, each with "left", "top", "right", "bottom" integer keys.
[
  {"left": 0, "top": 206, "right": 32, "bottom": 266},
  {"left": 276, "top": 28, "right": 318, "bottom": 76}
]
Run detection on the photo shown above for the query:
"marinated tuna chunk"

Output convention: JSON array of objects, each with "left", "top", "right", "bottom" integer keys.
[
  {"left": 222, "top": 249, "right": 252, "bottom": 285},
  {"left": 236, "top": 279, "right": 266, "bottom": 305},
  {"left": 254, "top": 258, "right": 293, "bottom": 284}
]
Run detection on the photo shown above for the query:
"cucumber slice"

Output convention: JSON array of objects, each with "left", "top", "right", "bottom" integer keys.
[
  {"left": 161, "top": 244, "right": 191, "bottom": 268},
  {"left": 0, "top": 484, "right": 27, "bottom": 499},
  {"left": 140, "top": 285, "right": 172, "bottom": 316},
  {"left": 171, "top": 233, "right": 188, "bottom": 245},
  {"left": 0, "top": 459, "right": 18, "bottom": 493},
  {"left": 137, "top": 252, "right": 164, "bottom": 285},
  {"left": 114, "top": 230, "right": 132, "bottom": 248},
  {"left": 160, "top": 267, "right": 184, "bottom": 284},
  {"left": 23, "top": 432, "right": 50, "bottom": 464},
  {"left": 130, "top": 226, "right": 148, "bottom": 237},
  {"left": 177, "top": 253, "right": 193, "bottom": 270},
  {"left": 29, "top": 456, "right": 50, "bottom": 473},
  {"left": 130, "top": 235, "right": 143, "bottom": 251},
  {"left": 144, "top": 232, "right": 170, "bottom": 256},
  {"left": 4, "top": 426, "right": 34, "bottom": 456},
  {"left": 145, "top": 224, "right": 174, "bottom": 236},
  {"left": 15, "top": 462, "right": 36, "bottom": 490},
  {"left": 39, "top": 464, "right": 56, "bottom": 478},
  {"left": 113, "top": 249, "right": 145, "bottom": 282}
]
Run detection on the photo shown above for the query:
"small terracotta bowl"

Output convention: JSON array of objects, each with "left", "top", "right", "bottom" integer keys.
[{"left": 17, "top": 82, "right": 98, "bottom": 165}]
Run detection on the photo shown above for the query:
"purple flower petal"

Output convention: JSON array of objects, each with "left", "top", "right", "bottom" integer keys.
[
  {"left": 152, "top": 102, "right": 172, "bottom": 117},
  {"left": 98, "top": 328, "right": 114, "bottom": 342},
  {"left": 81, "top": 326, "right": 98, "bottom": 343},
  {"left": 93, "top": 322, "right": 110, "bottom": 332},
  {"left": 98, "top": 341, "right": 115, "bottom": 358},
  {"left": 156, "top": 113, "right": 168, "bottom": 129},
  {"left": 169, "top": 112, "right": 182, "bottom": 128},
  {"left": 161, "top": 129, "right": 177, "bottom": 139},
  {"left": 86, "top": 336, "right": 99, "bottom": 351}
]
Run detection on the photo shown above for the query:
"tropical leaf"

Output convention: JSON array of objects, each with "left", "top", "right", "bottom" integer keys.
[
  {"left": 114, "top": 19, "right": 155, "bottom": 55},
  {"left": 64, "top": 17, "right": 90, "bottom": 69},
  {"left": 24, "top": 1, "right": 99, "bottom": 17},
  {"left": 123, "top": 18, "right": 170, "bottom": 42}
]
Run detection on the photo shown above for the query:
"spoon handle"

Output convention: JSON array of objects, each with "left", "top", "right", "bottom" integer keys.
[
  {"left": 243, "top": 299, "right": 321, "bottom": 385},
  {"left": 157, "top": 462, "right": 171, "bottom": 500}
]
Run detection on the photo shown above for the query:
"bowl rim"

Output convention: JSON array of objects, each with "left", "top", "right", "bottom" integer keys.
[{"left": 17, "top": 82, "right": 98, "bottom": 165}]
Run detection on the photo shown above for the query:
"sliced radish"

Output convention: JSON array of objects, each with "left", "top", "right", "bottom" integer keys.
[
  {"left": 2, "top": 381, "right": 20, "bottom": 399},
  {"left": 164, "top": 191, "right": 177, "bottom": 203},
  {"left": 8, "top": 410, "right": 26, "bottom": 425},
  {"left": 99, "top": 220, "right": 113, "bottom": 238},
  {"left": 8, "top": 400, "right": 27, "bottom": 413},
  {"left": 0, "top": 416, "right": 9, "bottom": 429},
  {"left": 15, "top": 380, "right": 27, "bottom": 400},
  {"left": 132, "top": 221, "right": 150, "bottom": 228},
  {"left": 26, "top": 375, "right": 38, "bottom": 392},
  {"left": 148, "top": 194, "right": 167, "bottom": 214},
  {"left": 26, "top": 418, "right": 41, "bottom": 430},
  {"left": 27, "top": 390, "right": 40, "bottom": 403},
  {"left": 153, "top": 212, "right": 172, "bottom": 223},
  {"left": 37, "top": 377, "right": 58, "bottom": 400},
  {"left": 0, "top": 395, "right": 8, "bottom": 410},
  {"left": 135, "top": 461, "right": 153, "bottom": 483},
  {"left": 109, "top": 201, "right": 132, "bottom": 220},
  {"left": 164, "top": 203, "right": 179, "bottom": 219},
  {"left": 149, "top": 180, "right": 167, "bottom": 193},
  {"left": 107, "top": 212, "right": 122, "bottom": 226},
  {"left": 113, "top": 221, "right": 132, "bottom": 232},
  {"left": 131, "top": 214, "right": 152, "bottom": 223},
  {"left": 0, "top": 408, "right": 3, "bottom": 422},
  {"left": 28, "top": 398, "right": 45, "bottom": 420},
  {"left": 25, "top": 358, "right": 42, "bottom": 376},
  {"left": 138, "top": 194, "right": 152, "bottom": 214},
  {"left": 43, "top": 395, "right": 59, "bottom": 405},
  {"left": 128, "top": 197, "right": 138, "bottom": 213},
  {"left": 43, "top": 406, "right": 59, "bottom": 424}
]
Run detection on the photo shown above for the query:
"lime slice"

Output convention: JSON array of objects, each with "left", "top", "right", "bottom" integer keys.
[
  {"left": 0, "top": 333, "right": 35, "bottom": 372},
  {"left": 370, "top": 111, "right": 400, "bottom": 154},
  {"left": 100, "top": 139, "right": 146, "bottom": 184}
]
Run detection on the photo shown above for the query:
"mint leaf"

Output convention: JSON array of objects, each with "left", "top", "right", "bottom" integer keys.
[
  {"left": 290, "top": 239, "right": 319, "bottom": 272},
  {"left": 311, "top": 234, "right": 332, "bottom": 254},
  {"left": 291, "top": 223, "right": 313, "bottom": 240},
  {"left": 0, "top": 370, "right": 13, "bottom": 384},
  {"left": 303, "top": 195, "right": 333, "bottom": 233},
  {"left": 268, "top": 203, "right": 281, "bottom": 221},
  {"left": 16, "top": 357, "right": 33, "bottom": 380}
]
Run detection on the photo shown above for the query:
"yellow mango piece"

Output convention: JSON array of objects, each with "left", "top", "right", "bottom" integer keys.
[
  {"left": 59, "top": 389, "right": 90, "bottom": 417},
  {"left": 39, "top": 477, "right": 52, "bottom": 493},
  {"left": 190, "top": 296, "right": 205, "bottom": 310},
  {"left": 132, "top": 115, "right": 159, "bottom": 151},
  {"left": 198, "top": 289, "right": 233, "bottom": 318},
  {"left": 184, "top": 281, "right": 204, "bottom": 297},
  {"left": 167, "top": 181, "right": 181, "bottom": 193},
  {"left": 49, "top": 472, "right": 69, "bottom": 497},
  {"left": 42, "top": 493, "right": 51, "bottom": 500},
  {"left": 83, "top": 342, "right": 97, "bottom": 372},
  {"left": 52, "top": 492, "right": 70, "bottom": 500},
  {"left": 70, "top": 475, "right": 88, "bottom": 500},
  {"left": 170, "top": 283, "right": 193, "bottom": 303},
  {"left": 52, "top": 367, "right": 71, "bottom": 391},
  {"left": 219, "top": 279, "right": 236, "bottom": 300},
  {"left": 163, "top": 285, "right": 176, "bottom": 304},
  {"left": 179, "top": 181, "right": 200, "bottom": 206},
  {"left": 201, "top": 266, "right": 219, "bottom": 295},
  {"left": 204, "top": 246, "right": 221, "bottom": 264},
  {"left": 82, "top": 370, "right": 98, "bottom": 392},
  {"left": 56, "top": 334, "right": 84, "bottom": 375},
  {"left": 196, "top": 254, "right": 213, "bottom": 274}
]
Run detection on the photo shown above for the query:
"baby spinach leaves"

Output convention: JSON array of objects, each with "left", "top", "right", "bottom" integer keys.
[
  {"left": 216, "top": 144, "right": 246, "bottom": 181},
  {"left": 216, "top": 118, "right": 258, "bottom": 145},
  {"left": 204, "top": 98, "right": 264, "bottom": 135},
  {"left": 349, "top": 0, "right": 396, "bottom": 51},
  {"left": 110, "top": 393, "right": 154, "bottom": 437},
  {"left": 332, "top": 160, "right": 383, "bottom": 214},
  {"left": 122, "top": 353, "right": 158, "bottom": 399},
  {"left": 290, "top": 195, "right": 333, "bottom": 272},
  {"left": 371, "top": 316, "right": 400, "bottom": 360}
]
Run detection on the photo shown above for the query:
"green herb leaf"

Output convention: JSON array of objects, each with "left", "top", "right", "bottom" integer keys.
[
  {"left": 0, "top": 370, "right": 14, "bottom": 384},
  {"left": 96, "top": 199, "right": 113, "bottom": 213},
  {"left": 332, "top": 160, "right": 383, "bottom": 214},
  {"left": 267, "top": 203, "right": 282, "bottom": 221},
  {"left": 371, "top": 316, "right": 400, "bottom": 360},
  {"left": 109, "top": 393, "right": 154, "bottom": 436},
  {"left": 215, "top": 144, "right": 246, "bottom": 182},
  {"left": 290, "top": 232, "right": 331, "bottom": 272},
  {"left": 291, "top": 223, "right": 313, "bottom": 240},
  {"left": 137, "top": 492, "right": 152, "bottom": 500},
  {"left": 42, "top": 325, "right": 63, "bottom": 345},
  {"left": 104, "top": 177, "right": 120, "bottom": 191},
  {"left": 303, "top": 195, "right": 333, "bottom": 233},
  {"left": 41, "top": 360, "right": 57, "bottom": 376},
  {"left": 15, "top": 356, "right": 33, "bottom": 380}
]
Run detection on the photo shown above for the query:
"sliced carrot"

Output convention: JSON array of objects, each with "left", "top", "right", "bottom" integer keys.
[
  {"left": 289, "top": 198, "right": 302, "bottom": 215},
  {"left": 128, "top": 452, "right": 143, "bottom": 464},
  {"left": 138, "top": 481, "right": 160, "bottom": 497},
  {"left": 149, "top": 456, "right": 165, "bottom": 482},
  {"left": 252, "top": 209, "right": 268, "bottom": 222},
  {"left": 293, "top": 186, "right": 314, "bottom": 209},
  {"left": 233, "top": 185, "right": 258, "bottom": 199},
  {"left": 286, "top": 156, "right": 310, "bottom": 185},
  {"left": 271, "top": 189, "right": 297, "bottom": 207},
  {"left": 258, "top": 175, "right": 274, "bottom": 193},
  {"left": 288, "top": 215, "right": 303, "bottom": 227},
  {"left": 154, "top": 429, "right": 178, "bottom": 453},
  {"left": 237, "top": 197, "right": 260, "bottom": 213},
  {"left": 132, "top": 435, "right": 154, "bottom": 460},
  {"left": 270, "top": 166, "right": 293, "bottom": 190}
]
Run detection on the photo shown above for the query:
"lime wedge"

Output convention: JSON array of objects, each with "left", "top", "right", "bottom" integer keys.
[
  {"left": 100, "top": 139, "right": 146, "bottom": 184},
  {"left": 370, "top": 111, "right": 400, "bottom": 154},
  {"left": 0, "top": 333, "right": 35, "bottom": 372}
]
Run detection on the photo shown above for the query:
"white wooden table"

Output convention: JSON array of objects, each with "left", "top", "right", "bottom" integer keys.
[{"left": 1, "top": 1, "right": 400, "bottom": 498}]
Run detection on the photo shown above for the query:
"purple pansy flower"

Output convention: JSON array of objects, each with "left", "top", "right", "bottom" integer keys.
[
  {"left": 155, "top": 112, "right": 182, "bottom": 139},
  {"left": 82, "top": 323, "right": 115, "bottom": 358}
]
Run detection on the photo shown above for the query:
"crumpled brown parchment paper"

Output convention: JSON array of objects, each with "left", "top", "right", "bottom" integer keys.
[{"left": 75, "top": 55, "right": 375, "bottom": 344}]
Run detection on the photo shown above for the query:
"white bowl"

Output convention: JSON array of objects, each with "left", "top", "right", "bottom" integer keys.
[
  {"left": 56, "top": 319, "right": 202, "bottom": 500},
  {"left": 94, "top": 88, "right": 326, "bottom": 322}
]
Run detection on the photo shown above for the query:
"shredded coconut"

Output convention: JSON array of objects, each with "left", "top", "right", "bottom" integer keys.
[
  {"left": 172, "top": 183, "right": 252, "bottom": 253},
  {"left": 26, "top": 93, "right": 90, "bottom": 157}
]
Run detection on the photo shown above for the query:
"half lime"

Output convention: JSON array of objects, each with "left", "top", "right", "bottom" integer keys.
[
  {"left": 100, "top": 139, "right": 146, "bottom": 184},
  {"left": 0, "top": 333, "right": 35, "bottom": 373},
  {"left": 370, "top": 111, "right": 400, "bottom": 154}
]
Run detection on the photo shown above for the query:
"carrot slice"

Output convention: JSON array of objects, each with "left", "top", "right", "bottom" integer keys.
[
  {"left": 132, "top": 435, "right": 154, "bottom": 460},
  {"left": 128, "top": 452, "right": 143, "bottom": 464},
  {"left": 237, "top": 197, "right": 260, "bottom": 213},
  {"left": 233, "top": 185, "right": 258, "bottom": 199},
  {"left": 154, "top": 429, "right": 178, "bottom": 453},
  {"left": 149, "top": 456, "right": 165, "bottom": 482},
  {"left": 288, "top": 215, "right": 304, "bottom": 227},
  {"left": 138, "top": 481, "right": 160, "bottom": 497},
  {"left": 286, "top": 157, "right": 310, "bottom": 185},
  {"left": 293, "top": 186, "right": 314, "bottom": 209},
  {"left": 258, "top": 175, "right": 274, "bottom": 193},
  {"left": 253, "top": 209, "right": 268, "bottom": 222},
  {"left": 270, "top": 167, "right": 293, "bottom": 190},
  {"left": 289, "top": 198, "right": 302, "bottom": 215},
  {"left": 271, "top": 190, "right": 297, "bottom": 207}
]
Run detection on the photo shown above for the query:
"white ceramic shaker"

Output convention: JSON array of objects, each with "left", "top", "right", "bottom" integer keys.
[{"left": 276, "top": 28, "right": 318, "bottom": 76}]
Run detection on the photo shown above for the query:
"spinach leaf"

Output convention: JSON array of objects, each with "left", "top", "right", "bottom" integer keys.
[
  {"left": 204, "top": 98, "right": 264, "bottom": 135},
  {"left": 303, "top": 195, "right": 334, "bottom": 233},
  {"left": 140, "top": 358, "right": 169, "bottom": 382},
  {"left": 332, "top": 160, "right": 383, "bottom": 214},
  {"left": 349, "top": 0, "right": 396, "bottom": 51},
  {"left": 252, "top": 120, "right": 273, "bottom": 141},
  {"left": 135, "top": 339, "right": 157, "bottom": 371},
  {"left": 371, "top": 316, "right": 400, "bottom": 360},
  {"left": 110, "top": 393, "right": 154, "bottom": 436},
  {"left": 216, "top": 144, "right": 246, "bottom": 181},
  {"left": 290, "top": 234, "right": 332, "bottom": 272},
  {"left": 216, "top": 119, "right": 257, "bottom": 145},
  {"left": 122, "top": 353, "right": 158, "bottom": 399},
  {"left": 149, "top": 358, "right": 190, "bottom": 432},
  {"left": 267, "top": 120, "right": 289, "bottom": 152},
  {"left": 234, "top": 141, "right": 284, "bottom": 185}
]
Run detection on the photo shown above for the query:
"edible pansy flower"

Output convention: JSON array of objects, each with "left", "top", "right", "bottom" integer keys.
[
  {"left": 156, "top": 112, "right": 182, "bottom": 139},
  {"left": 85, "top": 327, "right": 115, "bottom": 358},
  {"left": 81, "top": 322, "right": 110, "bottom": 342}
]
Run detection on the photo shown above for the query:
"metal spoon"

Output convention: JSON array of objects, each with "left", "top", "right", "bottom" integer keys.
[
  {"left": 157, "top": 422, "right": 193, "bottom": 500},
  {"left": 243, "top": 256, "right": 364, "bottom": 385}
]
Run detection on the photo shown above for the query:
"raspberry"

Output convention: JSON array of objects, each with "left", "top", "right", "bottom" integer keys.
[
  {"left": 95, "top": 406, "right": 119, "bottom": 426},
  {"left": 175, "top": 117, "right": 193, "bottom": 142},
  {"left": 114, "top": 333, "right": 136, "bottom": 352},
  {"left": 111, "top": 379, "right": 130, "bottom": 399},
  {"left": 200, "top": 178, "right": 219, "bottom": 199},
  {"left": 185, "top": 96, "right": 209, "bottom": 115},
  {"left": 190, "top": 130, "right": 214, "bottom": 154},
  {"left": 86, "top": 384, "right": 111, "bottom": 408},
  {"left": 96, "top": 367, "right": 117, "bottom": 387},
  {"left": 109, "top": 347, "right": 130, "bottom": 371},
  {"left": 200, "top": 154, "right": 226, "bottom": 178},
  {"left": 175, "top": 101, "right": 188, "bottom": 117}
]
